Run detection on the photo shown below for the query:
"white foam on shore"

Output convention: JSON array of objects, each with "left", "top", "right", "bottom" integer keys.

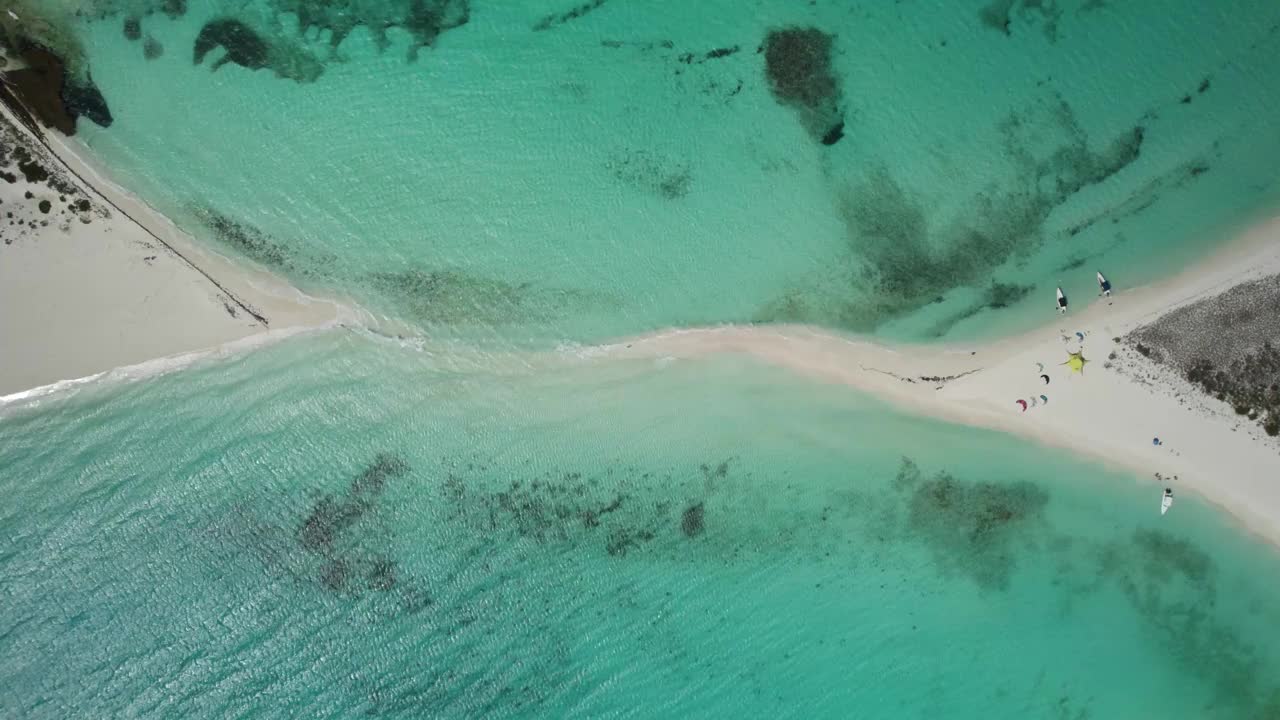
[
  {"left": 0, "top": 321, "right": 347, "bottom": 413},
  {"left": 0, "top": 100, "right": 366, "bottom": 398}
]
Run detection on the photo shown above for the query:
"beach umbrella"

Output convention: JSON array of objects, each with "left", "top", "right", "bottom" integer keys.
[
  {"left": 1015, "top": 399, "right": 1028, "bottom": 411},
  {"left": 1062, "top": 351, "right": 1088, "bottom": 374},
  {"left": 1040, "top": 374, "right": 1050, "bottom": 384}
]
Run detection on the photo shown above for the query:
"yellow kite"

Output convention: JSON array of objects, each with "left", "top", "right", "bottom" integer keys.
[{"left": 1062, "top": 351, "right": 1088, "bottom": 374}]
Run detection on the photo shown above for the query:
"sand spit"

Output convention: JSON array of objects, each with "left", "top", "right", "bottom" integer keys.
[
  {"left": 590, "top": 218, "right": 1280, "bottom": 546},
  {"left": 0, "top": 100, "right": 345, "bottom": 398}
]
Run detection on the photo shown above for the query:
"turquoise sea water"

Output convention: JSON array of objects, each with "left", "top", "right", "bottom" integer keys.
[
  {"left": 62, "top": 0, "right": 1280, "bottom": 342},
  {"left": 5, "top": 0, "right": 1280, "bottom": 717},
  {"left": 3, "top": 334, "right": 1280, "bottom": 718}
]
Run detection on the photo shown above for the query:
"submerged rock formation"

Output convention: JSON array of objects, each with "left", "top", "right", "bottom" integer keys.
[
  {"left": 0, "top": 39, "right": 112, "bottom": 135},
  {"left": 193, "top": 18, "right": 323, "bottom": 83},
  {"left": 762, "top": 27, "right": 845, "bottom": 146},
  {"left": 269, "top": 0, "right": 470, "bottom": 59},
  {"left": 194, "top": 19, "right": 268, "bottom": 71},
  {"left": 142, "top": 36, "right": 163, "bottom": 60}
]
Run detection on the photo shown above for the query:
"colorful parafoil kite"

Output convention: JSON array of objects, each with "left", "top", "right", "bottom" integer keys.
[{"left": 1063, "top": 351, "right": 1088, "bottom": 374}]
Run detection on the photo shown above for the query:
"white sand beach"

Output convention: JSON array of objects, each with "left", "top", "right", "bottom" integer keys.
[
  {"left": 597, "top": 219, "right": 1280, "bottom": 546},
  {"left": 0, "top": 102, "right": 347, "bottom": 399}
]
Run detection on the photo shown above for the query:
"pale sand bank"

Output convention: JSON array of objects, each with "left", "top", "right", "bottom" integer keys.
[
  {"left": 0, "top": 103, "right": 348, "bottom": 399},
  {"left": 592, "top": 218, "right": 1280, "bottom": 546}
]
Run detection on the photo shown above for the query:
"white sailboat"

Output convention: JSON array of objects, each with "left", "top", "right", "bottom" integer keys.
[{"left": 1161, "top": 488, "right": 1174, "bottom": 516}]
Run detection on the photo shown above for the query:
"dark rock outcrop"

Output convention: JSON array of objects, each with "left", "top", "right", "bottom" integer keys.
[
  {"left": 194, "top": 19, "right": 269, "bottom": 71},
  {"left": 0, "top": 41, "right": 113, "bottom": 136},
  {"left": 192, "top": 17, "right": 323, "bottom": 82}
]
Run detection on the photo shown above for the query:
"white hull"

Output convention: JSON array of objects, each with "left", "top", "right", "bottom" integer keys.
[{"left": 1161, "top": 494, "right": 1174, "bottom": 515}]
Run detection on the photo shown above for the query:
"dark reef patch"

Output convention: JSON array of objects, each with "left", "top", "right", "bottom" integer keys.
[
  {"left": 272, "top": 0, "right": 469, "bottom": 60},
  {"left": 600, "top": 39, "right": 674, "bottom": 52},
  {"left": 980, "top": 0, "right": 1015, "bottom": 34},
  {"left": 191, "top": 205, "right": 297, "bottom": 270},
  {"left": 1178, "top": 76, "right": 1213, "bottom": 105},
  {"left": 293, "top": 453, "right": 431, "bottom": 612},
  {"left": 607, "top": 149, "right": 691, "bottom": 199},
  {"left": 436, "top": 459, "right": 739, "bottom": 558},
  {"left": 193, "top": 18, "right": 323, "bottom": 82},
  {"left": 756, "top": 95, "right": 1148, "bottom": 334},
  {"left": 820, "top": 120, "right": 845, "bottom": 146},
  {"left": 533, "top": 0, "right": 608, "bottom": 31},
  {"left": 442, "top": 468, "right": 661, "bottom": 555},
  {"left": 123, "top": 17, "right": 142, "bottom": 42},
  {"left": 109, "top": 0, "right": 467, "bottom": 64},
  {"left": 892, "top": 458, "right": 1049, "bottom": 591},
  {"left": 62, "top": 78, "right": 112, "bottom": 129},
  {"left": 400, "top": 0, "right": 471, "bottom": 58},
  {"left": 762, "top": 27, "right": 845, "bottom": 146},
  {"left": 985, "top": 281, "right": 1032, "bottom": 309},
  {"left": 602, "top": 38, "right": 747, "bottom": 108},
  {"left": 193, "top": 19, "right": 269, "bottom": 71},
  {"left": 679, "top": 46, "right": 741, "bottom": 64},
  {"left": 143, "top": 37, "right": 164, "bottom": 60},
  {"left": 367, "top": 267, "right": 610, "bottom": 326},
  {"left": 1087, "top": 530, "right": 1280, "bottom": 715},
  {"left": 980, "top": 0, "right": 1064, "bottom": 42},
  {"left": 298, "top": 454, "right": 409, "bottom": 553},
  {"left": 1059, "top": 147, "right": 1218, "bottom": 242},
  {"left": 161, "top": 0, "right": 187, "bottom": 18},
  {"left": 681, "top": 503, "right": 705, "bottom": 537}
]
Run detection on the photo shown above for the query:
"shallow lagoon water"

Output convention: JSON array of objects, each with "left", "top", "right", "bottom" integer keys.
[
  {"left": 3, "top": 334, "right": 1280, "bottom": 718},
  {"left": 59, "top": 0, "right": 1280, "bottom": 343},
  {"left": 5, "top": 1, "right": 1280, "bottom": 717}
]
